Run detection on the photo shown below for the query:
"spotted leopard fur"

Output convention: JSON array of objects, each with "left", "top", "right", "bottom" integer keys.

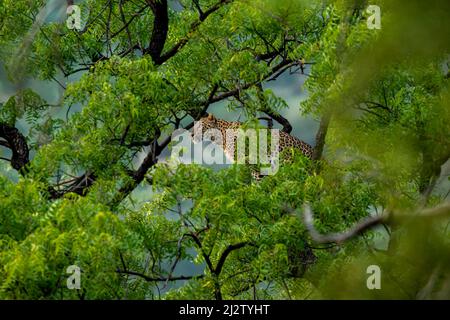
[{"left": 193, "top": 114, "right": 313, "bottom": 179}]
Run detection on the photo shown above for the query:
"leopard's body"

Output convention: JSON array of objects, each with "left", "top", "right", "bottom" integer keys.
[
  {"left": 193, "top": 114, "right": 313, "bottom": 178},
  {"left": 192, "top": 114, "right": 317, "bottom": 272}
]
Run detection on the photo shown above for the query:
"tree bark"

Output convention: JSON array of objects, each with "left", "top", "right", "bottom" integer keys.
[
  {"left": 146, "top": 0, "right": 169, "bottom": 64},
  {"left": 256, "top": 83, "right": 292, "bottom": 133},
  {"left": 0, "top": 123, "right": 29, "bottom": 173},
  {"left": 312, "top": 111, "right": 331, "bottom": 161}
]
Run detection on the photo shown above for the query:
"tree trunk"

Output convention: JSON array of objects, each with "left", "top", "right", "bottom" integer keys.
[{"left": 312, "top": 111, "right": 332, "bottom": 161}]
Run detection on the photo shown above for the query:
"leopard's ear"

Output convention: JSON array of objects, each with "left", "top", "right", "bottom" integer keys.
[{"left": 207, "top": 113, "right": 215, "bottom": 121}]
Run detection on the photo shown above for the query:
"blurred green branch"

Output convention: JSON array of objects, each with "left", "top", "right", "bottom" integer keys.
[{"left": 302, "top": 202, "right": 450, "bottom": 244}]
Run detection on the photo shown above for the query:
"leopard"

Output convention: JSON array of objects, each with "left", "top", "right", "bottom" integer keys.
[
  {"left": 191, "top": 113, "right": 317, "bottom": 275},
  {"left": 192, "top": 113, "right": 313, "bottom": 179}
]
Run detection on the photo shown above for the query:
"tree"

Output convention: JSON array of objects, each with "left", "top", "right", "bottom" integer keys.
[{"left": 0, "top": 0, "right": 448, "bottom": 299}]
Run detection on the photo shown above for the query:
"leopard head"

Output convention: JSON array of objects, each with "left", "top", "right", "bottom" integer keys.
[{"left": 192, "top": 113, "right": 220, "bottom": 143}]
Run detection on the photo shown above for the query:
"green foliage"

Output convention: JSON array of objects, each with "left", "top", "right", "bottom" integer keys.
[{"left": 0, "top": 0, "right": 448, "bottom": 299}]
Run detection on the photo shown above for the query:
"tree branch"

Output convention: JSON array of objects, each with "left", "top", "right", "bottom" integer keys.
[
  {"left": 210, "top": 59, "right": 296, "bottom": 103},
  {"left": 155, "top": 0, "right": 234, "bottom": 64},
  {"left": 302, "top": 204, "right": 386, "bottom": 244},
  {"left": 145, "top": 0, "right": 169, "bottom": 64},
  {"left": 312, "top": 111, "right": 331, "bottom": 161},
  {"left": 301, "top": 202, "right": 450, "bottom": 244},
  {"left": 110, "top": 4, "right": 149, "bottom": 41},
  {"left": 0, "top": 140, "right": 11, "bottom": 148},
  {"left": 116, "top": 269, "right": 204, "bottom": 282},
  {"left": 0, "top": 123, "right": 29, "bottom": 173},
  {"left": 214, "top": 242, "right": 249, "bottom": 276},
  {"left": 256, "top": 83, "right": 292, "bottom": 133}
]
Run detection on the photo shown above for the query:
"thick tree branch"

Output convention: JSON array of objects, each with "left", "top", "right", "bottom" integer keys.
[
  {"left": 301, "top": 202, "right": 450, "bottom": 244},
  {"left": 0, "top": 140, "right": 10, "bottom": 148},
  {"left": 302, "top": 204, "right": 386, "bottom": 244},
  {"left": 312, "top": 111, "right": 331, "bottom": 161},
  {"left": 0, "top": 123, "right": 29, "bottom": 173},
  {"left": 192, "top": 0, "right": 204, "bottom": 18},
  {"left": 214, "top": 242, "right": 249, "bottom": 276},
  {"left": 145, "top": 0, "right": 169, "bottom": 64}
]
